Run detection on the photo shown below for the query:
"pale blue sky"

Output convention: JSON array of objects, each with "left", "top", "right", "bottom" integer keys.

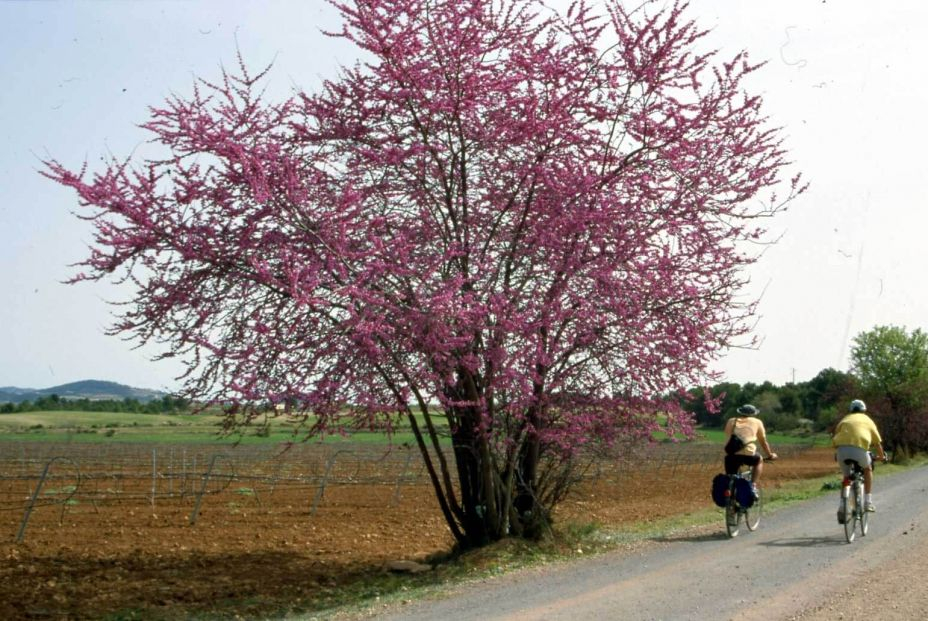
[{"left": 1, "top": 1, "right": 926, "bottom": 391}]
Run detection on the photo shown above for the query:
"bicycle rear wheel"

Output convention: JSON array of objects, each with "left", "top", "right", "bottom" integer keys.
[
  {"left": 843, "top": 491, "right": 856, "bottom": 543},
  {"left": 745, "top": 490, "right": 761, "bottom": 531},
  {"left": 725, "top": 500, "right": 741, "bottom": 537}
]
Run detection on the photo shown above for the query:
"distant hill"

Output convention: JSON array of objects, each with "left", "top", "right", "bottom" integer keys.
[{"left": 0, "top": 380, "right": 167, "bottom": 404}]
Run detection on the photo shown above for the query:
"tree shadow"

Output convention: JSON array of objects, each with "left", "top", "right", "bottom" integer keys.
[{"left": 759, "top": 536, "right": 846, "bottom": 548}]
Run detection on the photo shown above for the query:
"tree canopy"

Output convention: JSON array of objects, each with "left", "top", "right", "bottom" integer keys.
[
  {"left": 851, "top": 325, "right": 928, "bottom": 456},
  {"left": 45, "top": 0, "right": 802, "bottom": 547}
]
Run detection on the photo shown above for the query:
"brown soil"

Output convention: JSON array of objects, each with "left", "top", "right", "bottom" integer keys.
[{"left": 0, "top": 446, "right": 837, "bottom": 620}]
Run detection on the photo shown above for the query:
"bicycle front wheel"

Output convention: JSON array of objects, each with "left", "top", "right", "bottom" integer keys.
[
  {"left": 745, "top": 491, "right": 761, "bottom": 531},
  {"left": 843, "top": 492, "right": 856, "bottom": 543},
  {"left": 859, "top": 484, "right": 869, "bottom": 537},
  {"left": 725, "top": 500, "right": 741, "bottom": 538}
]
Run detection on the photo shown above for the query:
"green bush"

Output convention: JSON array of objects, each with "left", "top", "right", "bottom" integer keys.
[
  {"left": 762, "top": 411, "right": 800, "bottom": 433},
  {"left": 816, "top": 406, "right": 838, "bottom": 432}
]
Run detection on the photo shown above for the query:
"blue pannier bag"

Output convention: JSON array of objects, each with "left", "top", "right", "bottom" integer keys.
[
  {"left": 733, "top": 477, "right": 755, "bottom": 508},
  {"left": 711, "top": 473, "right": 730, "bottom": 507}
]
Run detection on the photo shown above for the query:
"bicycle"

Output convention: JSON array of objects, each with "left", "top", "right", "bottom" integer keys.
[
  {"left": 838, "top": 452, "right": 882, "bottom": 543},
  {"left": 723, "top": 465, "right": 762, "bottom": 538}
]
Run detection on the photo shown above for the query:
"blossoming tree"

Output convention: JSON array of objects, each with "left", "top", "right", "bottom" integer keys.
[{"left": 45, "top": 0, "right": 803, "bottom": 547}]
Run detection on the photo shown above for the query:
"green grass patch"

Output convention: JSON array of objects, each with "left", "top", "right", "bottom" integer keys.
[{"left": 43, "top": 485, "right": 77, "bottom": 496}]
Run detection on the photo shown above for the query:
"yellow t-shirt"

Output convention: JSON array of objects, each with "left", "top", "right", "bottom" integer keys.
[
  {"left": 726, "top": 416, "right": 765, "bottom": 456},
  {"left": 832, "top": 413, "right": 882, "bottom": 450}
]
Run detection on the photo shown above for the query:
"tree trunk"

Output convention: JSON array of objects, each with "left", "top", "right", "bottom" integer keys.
[
  {"left": 513, "top": 433, "right": 545, "bottom": 539},
  {"left": 452, "top": 426, "right": 493, "bottom": 547}
]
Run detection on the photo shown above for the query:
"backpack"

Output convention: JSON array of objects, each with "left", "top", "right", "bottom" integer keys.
[{"left": 724, "top": 434, "right": 746, "bottom": 456}]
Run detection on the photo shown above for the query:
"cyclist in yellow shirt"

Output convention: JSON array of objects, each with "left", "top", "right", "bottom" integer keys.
[
  {"left": 833, "top": 399, "right": 887, "bottom": 513},
  {"left": 723, "top": 404, "right": 778, "bottom": 497}
]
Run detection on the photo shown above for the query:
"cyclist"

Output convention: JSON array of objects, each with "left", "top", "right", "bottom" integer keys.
[
  {"left": 723, "top": 404, "right": 778, "bottom": 497},
  {"left": 833, "top": 399, "right": 887, "bottom": 514}
]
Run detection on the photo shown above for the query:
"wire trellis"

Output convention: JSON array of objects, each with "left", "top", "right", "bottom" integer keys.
[{"left": 0, "top": 439, "right": 816, "bottom": 542}]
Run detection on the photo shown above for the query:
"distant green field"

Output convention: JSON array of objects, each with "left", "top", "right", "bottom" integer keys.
[
  {"left": 0, "top": 410, "right": 826, "bottom": 447},
  {"left": 0, "top": 411, "right": 214, "bottom": 429},
  {"left": 0, "top": 410, "right": 223, "bottom": 444},
  {"left": 0, "top": 409, "right": 444, "bottom": 445},
  {"left": 695, "top": 427, "right": 829, "bottom": 446}
]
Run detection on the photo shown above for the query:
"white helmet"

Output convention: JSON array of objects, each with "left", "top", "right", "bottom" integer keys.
[{"left": 849, "top": 399, "right": 866, "bottom": 413}]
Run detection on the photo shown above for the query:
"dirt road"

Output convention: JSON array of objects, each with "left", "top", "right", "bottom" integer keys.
[{"left": 370, "top": 465, "right": 928, "bottom": 621}]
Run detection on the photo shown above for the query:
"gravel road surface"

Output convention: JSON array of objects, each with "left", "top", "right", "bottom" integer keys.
[{"left": 370, "top": 465, "right": 928, "bottom": 621}]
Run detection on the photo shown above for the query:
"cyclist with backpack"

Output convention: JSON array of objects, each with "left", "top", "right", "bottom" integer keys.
[
  {"left": 833, "top": 399, "right": 887, "bottom": 514},
  {"left": 723, "top": 404, "right": 778, "bottom": 497}
]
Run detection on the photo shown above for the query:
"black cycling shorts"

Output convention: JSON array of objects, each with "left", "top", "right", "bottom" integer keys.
[{"left": 725, "top": 453, "right": 762, "bottom": 475}]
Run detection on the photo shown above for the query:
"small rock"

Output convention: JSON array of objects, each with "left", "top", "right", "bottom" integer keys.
[{"left": 385, "top": 560, "right": 432, "bottom": 574}]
